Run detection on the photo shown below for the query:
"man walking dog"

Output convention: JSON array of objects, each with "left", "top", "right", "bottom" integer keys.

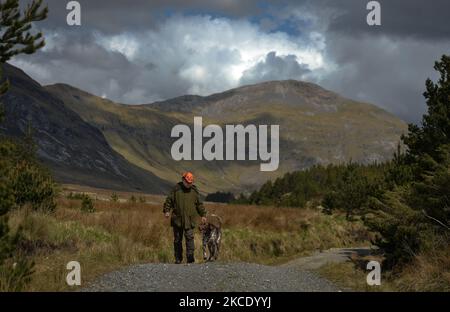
[{"left": 163, "top": 172, "right": 207, "bottom": 264}]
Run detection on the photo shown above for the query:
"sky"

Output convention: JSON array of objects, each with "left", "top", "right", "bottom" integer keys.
[{"left": 11, "top": 0, "right": 450, "bottom": 123}]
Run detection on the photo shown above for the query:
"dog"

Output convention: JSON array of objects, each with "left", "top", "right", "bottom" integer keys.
[{"left": 198, "top": 214, "right": 222, "bottom": 262}]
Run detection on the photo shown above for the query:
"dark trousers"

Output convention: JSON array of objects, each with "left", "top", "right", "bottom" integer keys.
[{"left": 173, "top": 226, "right": 195, "bottom": 263}]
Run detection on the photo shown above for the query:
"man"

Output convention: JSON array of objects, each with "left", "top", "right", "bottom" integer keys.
[{"left": 163, "top": 172, "right": 207, "bottom": 264}]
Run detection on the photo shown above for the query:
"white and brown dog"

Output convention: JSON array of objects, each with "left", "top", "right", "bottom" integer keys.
[{"left": 199, "top": 214, "right": 222, "bottom": 262}]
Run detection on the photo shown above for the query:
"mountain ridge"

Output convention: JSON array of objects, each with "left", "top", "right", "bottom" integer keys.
[
  {"left": 1, "top": 63, "right": 171, "bottom": 194},
  {"left": 47, "top": 79, "right": 350, "bottom": 113},
  {"left": 43, "top": 68, "right": 407, "bottom": 193}
]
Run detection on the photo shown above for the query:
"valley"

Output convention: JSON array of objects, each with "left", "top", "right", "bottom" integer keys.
[{"left": 1, "top": 63, "right": 407, "bottom": 194}]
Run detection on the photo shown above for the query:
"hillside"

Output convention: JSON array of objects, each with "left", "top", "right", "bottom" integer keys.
[
  {"left": 45, "top": 79, "right": 407, "bottom": 193},
  {"left": 0, "top": 63, "right": 170, "bottom": 194},
  {"left": 0, "top": 63, "right": 407, "bottom": 193}
]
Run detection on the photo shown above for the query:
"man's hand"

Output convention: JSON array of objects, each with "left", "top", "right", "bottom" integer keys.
[
  {"left": 164, "top": 212, "right": 170, "bottom": 218},
  {"left": 201, "top": 216, "right": 207, "bottom": 224}
]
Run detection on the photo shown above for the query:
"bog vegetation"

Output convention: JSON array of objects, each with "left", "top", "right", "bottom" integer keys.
[{"left": 8, "top": 198, "right": 371, "bottom": 291}]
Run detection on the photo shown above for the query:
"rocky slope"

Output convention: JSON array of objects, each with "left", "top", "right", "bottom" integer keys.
[{"left": 0, "top": 63, "right": 170, "bottom": 193}]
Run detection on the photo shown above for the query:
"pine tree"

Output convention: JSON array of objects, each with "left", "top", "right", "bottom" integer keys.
[
  {"left": 364, "top": 55, "right": 450, "bottom": 268},
  {"left": 0, "top": 0, "right": 47, "bottom": 95},
  {"left": 402, "top": 55, "right": 450, "bottom": 161},
  {"left": 409, "top": 145, "right": 450, "bottom": 231},
  {"left": 0, "top": 0, "right": 48, "bottom": 291}
]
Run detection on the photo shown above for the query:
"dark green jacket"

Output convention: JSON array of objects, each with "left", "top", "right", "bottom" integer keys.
[{"left": 163, "top": 182, "right": 207, "bottom": 229}]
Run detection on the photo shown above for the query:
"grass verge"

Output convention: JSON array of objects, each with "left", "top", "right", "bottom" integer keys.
[{"left": 317, "top": 245, "right": 450, "bottom": 292}]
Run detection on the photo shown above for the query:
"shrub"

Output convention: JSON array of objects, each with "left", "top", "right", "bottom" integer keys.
[
  {"left": 0, "top": 256, "right": 34, "bottom": 292},
  {"left": 9, "top": 160, "right": 57, "bottom": 212},
  {"left": 81, "top": 195, "right": 95, "bottom": 213},
  {"left": 0, "top": 165, "right": 15, "bottom": 266},
  {"left": 110, "top": 193, "right": 119, "bottom": 202}
]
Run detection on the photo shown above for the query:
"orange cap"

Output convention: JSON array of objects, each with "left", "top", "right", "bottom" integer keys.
[{"left": 182, "top": 172, "right": 194, "bottom": 184}]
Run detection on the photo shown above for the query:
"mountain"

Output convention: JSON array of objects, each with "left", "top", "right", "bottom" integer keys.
[
  {"left": 0, "top": 63, "right": 170, "bottom": 194},
  {"left": 44, "top": 76, "right": 407, "bottom": 193}
]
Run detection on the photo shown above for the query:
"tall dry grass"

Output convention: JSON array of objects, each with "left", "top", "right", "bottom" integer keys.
[
  {"left": 318, "top": 235, "right": 450, "bottom": 292},
  {"left": 8, "top": 195, "right": 372, "bottom": 291},
  {"left": 392, "top": 240, "right": 450, "bottom": 291}
]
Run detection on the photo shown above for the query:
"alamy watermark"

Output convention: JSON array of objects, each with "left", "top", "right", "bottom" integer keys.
[
  {"left": 366, "top": 260, "right": 381, "bottom": 286},
  {"left": 170, "top": 117, "right": 279, "bottom": 172},
  {"left": 66, "top": 261, "right": 81, "bottom": 286},
  {"left": 367, "top": 1, "right": 381, "bottom": 26},
  {"left": 66, "top": 1, "right": 81, "bottom": 26}
]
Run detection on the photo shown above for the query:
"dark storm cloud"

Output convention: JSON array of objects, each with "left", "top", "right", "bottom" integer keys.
[
  {"left": 292, "top": 0, "right": 450, "bottom": 123},
  {"left": 40, "top": 0, "right": 264, "bottom": 33},
  {"left": 273, "top": 0, "right": 450, "bottom": 40},
  {"left": 320, "top": 0, "right": 450, "bottom": 40},
  {"left": 12, "top": 0, "right": 450, "bottom": 123},
  {"left": 40, "top": 0, "right": 449, "bottom": 39},
  {"left": 317, "top": 35, "right": 448, "bottom": 123},
  {"left": 240, "top": 51, "right": 311, "bottom": 85}
]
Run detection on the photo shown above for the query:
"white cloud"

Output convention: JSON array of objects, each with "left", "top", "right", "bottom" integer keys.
[
  {"left": 16, "top": 14, "right": 330, "bottom": 104},
  {"left": 96, "top": 14, "right": 328, "bottom": 99},
  {"left": 13, "top": 14, "right": 329, "bottom": 104},
  {"left": 95, "top": 32, "right": 139, "bottom": 61},
  {"left": 240, "top": 51, "right": 311, "bottom": 85}
]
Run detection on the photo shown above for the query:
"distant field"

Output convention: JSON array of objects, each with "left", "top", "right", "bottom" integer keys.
[
  {"left": 10, "top": 185, "right": 371, "bottom": 291},
  {"left": 61, "top": 184, "right": 166, "bottom": 204}
]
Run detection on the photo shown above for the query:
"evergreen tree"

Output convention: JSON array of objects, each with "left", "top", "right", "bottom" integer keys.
[
  {"left": 409, "top": 144, "right": 450, "bottom": 231},
  {"left": 365, "top": 55, "right": 450, "bottom": 268},
  {"left": 0, "top": 0, "right": 47, "bottom": 96},
  {"left": 403, "top": 55, "right": 450, "bottom": 161},
  {"left": 0, "top": 0, "right": 48, "bottom": 291},
  {"left": 205, "top": 191, "right": 235, "bottom": 203}
]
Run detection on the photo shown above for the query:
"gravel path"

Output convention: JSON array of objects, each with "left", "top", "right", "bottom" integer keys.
[
  {"left": 83, "top": 247, "right": 377, "bottom": 292},
  {"left": 83, "top": 262, "right": 340, "bottom": 292},
  {"left": 282, "top": 247, "right": 374, "bottom": 270}
]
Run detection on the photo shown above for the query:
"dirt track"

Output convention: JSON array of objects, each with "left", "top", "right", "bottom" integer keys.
[{"left": 83, "top": 247, "right": 373, "bottom": 292}]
